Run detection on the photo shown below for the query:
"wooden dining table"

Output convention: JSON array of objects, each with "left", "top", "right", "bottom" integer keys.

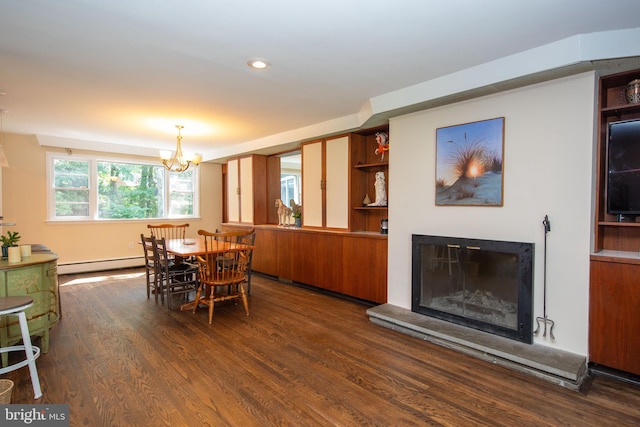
[{"left": 164, "top": 238, "right": 253, "bottom": 311}]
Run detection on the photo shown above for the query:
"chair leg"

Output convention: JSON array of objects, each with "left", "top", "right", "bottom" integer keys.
[
  {"left": 193, "top": 284, "right": 203, "bottom": 315},
  {"left": 208, "top": 293, "right": 215, "bottom": 324},
  {"left": 239, "top": 284, "right": 249, "bottom": 315},
  {"left": 18, "top": 311, "right": 42, "bottom": 399},
  {"left": 146, "top": 271, "right": 151, "bottom": 299}
]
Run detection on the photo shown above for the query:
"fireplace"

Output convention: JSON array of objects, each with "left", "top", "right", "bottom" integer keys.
[{"left": 411, "top": 235, "right": 534, "bottom": 344}]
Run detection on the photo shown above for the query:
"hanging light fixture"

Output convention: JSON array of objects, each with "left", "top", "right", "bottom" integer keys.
[
  {"left": 159, "top": 125, "right": 201, "bottom": 173},
  {"left": 0, "top": 109, "right": 9, "bottom": 168}
]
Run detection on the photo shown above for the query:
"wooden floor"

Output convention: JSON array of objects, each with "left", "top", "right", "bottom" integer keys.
[{"left": 5, "top": 268, "right": 640, "bottom": 426}]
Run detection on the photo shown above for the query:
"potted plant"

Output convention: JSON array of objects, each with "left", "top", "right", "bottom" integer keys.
[
  {"left": 290, "top": 203, "right": 302, "bottom": 228},
  {"left": 1, "top": 231, "right": 21, "bottom": 259}
]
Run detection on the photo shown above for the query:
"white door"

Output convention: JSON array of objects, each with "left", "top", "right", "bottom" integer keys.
[
  {"left": 302, "top": 141, "right": 323, "bottom": 227},
  {"left": 227, "top": 158, "right": 239, "bottom": 222},
  {"left": 239, "top": 156, "right": 254, "bottom": 223},
  {"left": 325, "top": 136, "right": 349, "bottom": 229}
]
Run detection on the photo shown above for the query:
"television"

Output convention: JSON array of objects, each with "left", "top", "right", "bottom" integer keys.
[{"left": 607, "top": 119, "right": 640, "bottom": 219}]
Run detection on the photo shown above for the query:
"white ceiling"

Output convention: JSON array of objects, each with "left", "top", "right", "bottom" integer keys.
[{"left": 1, "top": 0, "right": 640, "bottom": 162}]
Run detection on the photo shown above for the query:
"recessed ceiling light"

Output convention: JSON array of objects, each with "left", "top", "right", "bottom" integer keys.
[{"left": 247, "top": 58, "right": 270, "bottom": 70}]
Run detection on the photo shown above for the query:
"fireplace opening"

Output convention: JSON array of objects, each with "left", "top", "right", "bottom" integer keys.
[{"left": 412, "top": 235, "right": 534, "bottom": 344}]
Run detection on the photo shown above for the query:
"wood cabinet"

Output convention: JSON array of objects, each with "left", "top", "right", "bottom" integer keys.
[
  {"left": 302, "top": 136, "right": 349, "bottom": 229},
  {"left": 252, "top": 226, "right": 387, "bottom": 303},
  {"left": 589, "top": 69, "right": 640, "bottom": 375},
  {"left": 0, "top": 253, "right": 59, "bottom": 366},
  {"left": 225, "top": 155, "right": 267, "bottom": 225},
  {"left": 589, "top": 259, "right": 640, "bottom": 375}
]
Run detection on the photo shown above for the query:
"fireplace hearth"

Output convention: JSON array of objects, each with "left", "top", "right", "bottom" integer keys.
[{"left": 412, "top": 234, "right": 534, "bottom": 344}]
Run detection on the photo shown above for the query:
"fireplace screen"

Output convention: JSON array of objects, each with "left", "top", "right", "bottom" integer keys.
[{"left": 412, "top": 235, "right": 534, "bottom": 343}]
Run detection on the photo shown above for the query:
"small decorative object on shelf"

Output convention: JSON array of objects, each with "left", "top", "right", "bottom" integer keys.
[
  {"left": 380, "top": 218, "right": 388, "bottom": 234},
  {"left": 367, "top": 171, "right": 388, "bottom": 207},
  {"left": 627, "top": 79, "right": 640, "bottom": 104},
  {"left": 374, "top": 132, "right": 389, "bottom": 161},
  {"left": 362, "top": 194, "right": 371, "bottom": 205},
  {"left": 290, "top": 199, "right": 302, "bottom": 228},
  {"left": 275, "top": 198, "right": 292, "bottom": 226}
]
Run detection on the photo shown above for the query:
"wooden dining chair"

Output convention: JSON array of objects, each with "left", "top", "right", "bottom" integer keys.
[
  {"left": 154, "top": 237, "right": 199, "bottom": 310},
  {"left": 193, "top": 229, "right": 252, "bottom": 324},
  {"left": 148, "top": 223, "right": 190, "bottom": 261},
  {"left": 141, "top": 234, "right": 161, "bottom": 302},
  {"left": 215, "top": 227, "right": 256, "bottom": 295}
]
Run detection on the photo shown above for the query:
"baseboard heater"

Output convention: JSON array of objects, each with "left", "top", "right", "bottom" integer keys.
[{"left": 58, "top": 256, "right": 144, "bottom": 275}]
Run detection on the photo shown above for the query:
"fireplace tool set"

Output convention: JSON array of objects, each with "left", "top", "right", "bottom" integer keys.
[{"left": 534, "top": 214, "right": 555, "bottom": 339}]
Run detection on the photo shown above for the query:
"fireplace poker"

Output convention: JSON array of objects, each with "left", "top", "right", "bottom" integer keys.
[{"left": 534, "top": 214, "right": 555, "bottom": 339}]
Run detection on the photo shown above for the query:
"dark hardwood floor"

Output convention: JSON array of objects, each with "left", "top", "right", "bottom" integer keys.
[{"left": 5, "top": 268, "right": 640, "bottom": 426}]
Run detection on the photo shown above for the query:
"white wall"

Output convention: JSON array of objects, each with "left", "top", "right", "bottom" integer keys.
[{"left": 387, "top": 72, "right": 597, "bottom": 356}]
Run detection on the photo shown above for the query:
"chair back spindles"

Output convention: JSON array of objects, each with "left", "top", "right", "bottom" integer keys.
[{"left": 147, "top": 223, "right": 189, "bottom": 242}]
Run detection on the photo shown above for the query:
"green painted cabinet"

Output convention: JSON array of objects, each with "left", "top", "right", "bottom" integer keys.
[{"left": 0, "top": 253, "right": 59, "bottom": 365}]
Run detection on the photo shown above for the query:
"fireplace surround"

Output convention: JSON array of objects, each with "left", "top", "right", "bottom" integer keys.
[{"left": 411, "top": 234, "right": 534, "bottom": 344}]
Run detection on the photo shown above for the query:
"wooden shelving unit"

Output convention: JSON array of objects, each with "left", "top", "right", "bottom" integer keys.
[
  {"left": 593, "top": 70, "right": 640, "bottom": 253},
  {"left": 589, "top": 69, "right": 640, "bottom": 377},
  {"left": 350, "top": 126, "right": 389, "bottom": 233}
]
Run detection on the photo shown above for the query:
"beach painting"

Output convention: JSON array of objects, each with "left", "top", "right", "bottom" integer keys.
[{"left": 435, "top": 117, "right": 504, "bottom": 206}]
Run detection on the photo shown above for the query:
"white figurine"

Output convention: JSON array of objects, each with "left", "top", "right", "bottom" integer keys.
[{"left": 368, "top": 171, "right": 387, "bottom": 206}]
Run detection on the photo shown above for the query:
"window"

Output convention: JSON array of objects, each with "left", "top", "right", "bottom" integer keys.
[{"left": 48, "top": 154, "right": 199, "bottom": 221}]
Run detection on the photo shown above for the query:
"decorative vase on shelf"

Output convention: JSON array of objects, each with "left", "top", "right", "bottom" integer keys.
[
  {"left": 362, "top": 194, "right": 371, "bottom": 205},
  {"left": 626, "top": 79, "right": 640, "bottom": 104}
]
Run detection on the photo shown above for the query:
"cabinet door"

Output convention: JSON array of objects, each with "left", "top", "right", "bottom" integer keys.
[
  {"left": 252, "top": 229, "right": 278, "bottom": 276},
  {"left": 227, "top": 158, "right": 240, "bottom": 222},
  {"left": 0, "top": 264, "right": 49, "bottom": 342},
  {"left": 343, "top": 236, "right": 388, "bottom": 303},
  {"left": 589, "top": 260, "right": 640, "bottom": 375},
  {"left": 302, "top": 141, "right": 323, "bottom": 227},
  {"left": 325, "top": 136, "right": 349, "bottom": 229},
  {"left": 239, "top": 156, "right": 254, "bottom": 223}
]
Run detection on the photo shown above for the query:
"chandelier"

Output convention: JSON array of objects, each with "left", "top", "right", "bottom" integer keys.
[{"left": 160, "top": 125, "right": 201, "bottom": 173}]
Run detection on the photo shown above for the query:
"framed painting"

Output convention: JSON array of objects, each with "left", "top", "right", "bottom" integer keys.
[{"left": 435, "top": 117, "right": 504, "bottom": 206}]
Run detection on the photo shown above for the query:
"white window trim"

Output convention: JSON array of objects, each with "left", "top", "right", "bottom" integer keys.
[{"left": 46, "top": 152, "right": 200, "bottom": 222}]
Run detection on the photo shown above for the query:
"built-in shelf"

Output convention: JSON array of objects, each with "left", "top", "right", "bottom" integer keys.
[
  {"left": 350, "top": 126, "right": 389, "bottom": 233},
  {"left": 601, "top": 103, "right": 640, "bottom": 114},
  {"left": 354, "top": 162, "right": 388, "bottom": 170},
  {"left": 598, "top": 221, "right": 640, "bottom": 227},
  {"left": 353, "top": 206, "right": 388, "bottom": 210}
]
